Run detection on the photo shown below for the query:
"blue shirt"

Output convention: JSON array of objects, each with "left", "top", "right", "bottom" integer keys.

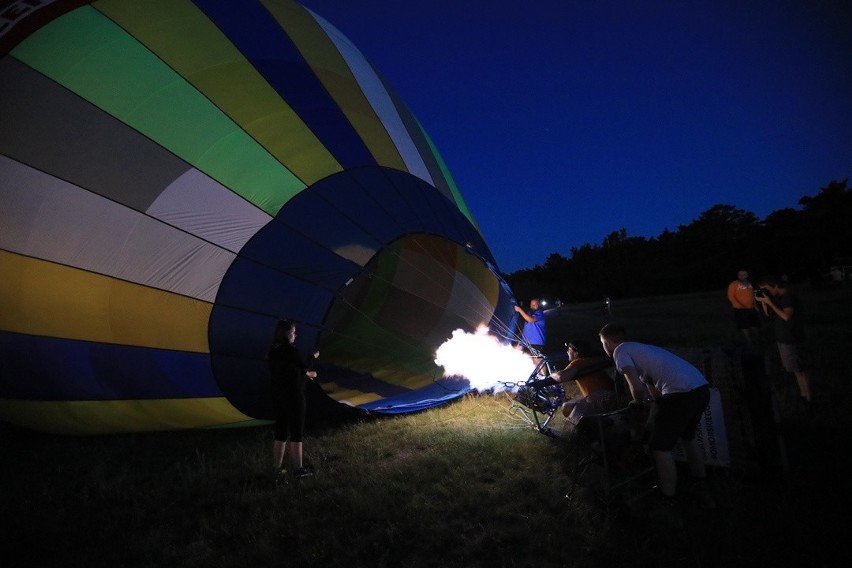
[{"left": 522, "top": 310, "right": 546, "bottom": 346}]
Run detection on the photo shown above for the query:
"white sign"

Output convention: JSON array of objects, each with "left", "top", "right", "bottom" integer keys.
[{"left": 674, "top": 387, "right": 730, "bottom": 467}]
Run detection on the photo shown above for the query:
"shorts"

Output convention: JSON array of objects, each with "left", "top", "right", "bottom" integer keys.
[
  {"left": 274, "top": 394, "right": 306, "bottom": 442},
  {"left": 777, "top": 342, "right": 808, "bottom": 373},
  {"left": 649, "top": 385, "right": 710, "bottom": 452},
  {"left": 733, "top": 308, "right": 760, "bottom": 330}
]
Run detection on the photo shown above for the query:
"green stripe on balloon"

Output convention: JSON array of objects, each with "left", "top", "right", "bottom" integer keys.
[{"left": 12, "top": 6, "right": 303, "bottom": 216}]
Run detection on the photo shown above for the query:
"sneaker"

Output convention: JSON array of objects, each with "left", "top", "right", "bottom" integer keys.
[{"left": 292, "top": 466, "right": 315, "bottom": 479}]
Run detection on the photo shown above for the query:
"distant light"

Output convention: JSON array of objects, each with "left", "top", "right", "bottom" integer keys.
[{"left": 541, "top": 300, "right": 548, "bottom": 306}]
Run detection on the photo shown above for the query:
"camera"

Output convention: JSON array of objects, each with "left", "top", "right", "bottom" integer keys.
[{"left": 754, "top": 288, "right": 767, "bottom": 298}]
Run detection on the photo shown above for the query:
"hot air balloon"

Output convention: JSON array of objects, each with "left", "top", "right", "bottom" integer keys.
[{"left": 0, "top": 0, "right": 517, "bottom": 435}]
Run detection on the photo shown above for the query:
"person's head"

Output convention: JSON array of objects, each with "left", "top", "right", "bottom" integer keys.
[
  {"left": 737, "top": 269, "right": 749, "bottom": 282},
  {"left": 273, "top": 319, "right": 297, "bottom": 345},
  {"left": 756, "top": 276, "right": 786, "bottom": 296},
  {"left": 529, "top": 298, "right": 540, "bottom": 310},
  {"left": 598, "top": 323, "right": 627, "bottom": 356},
  {"left": 566, "top": 338, "right": 590, "bottom": 360}
]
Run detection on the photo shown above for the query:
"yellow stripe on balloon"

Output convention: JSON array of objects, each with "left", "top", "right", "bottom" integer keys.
[
  {"left": 263, "top": 0, "right": 407, "bottom": 171},
  {"left": 0, "top": 250, "right": 211, "bottom": 353},
  {"left": 320, "top": 384, "right": 384, "bottom": 408},
  {"left": 0, "top": 397, "right": 256, "bottom": 436}
]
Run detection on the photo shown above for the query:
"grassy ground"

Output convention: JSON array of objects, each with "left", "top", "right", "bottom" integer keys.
[{"left": 2, "top": 286, "right": 851, "bottom": 567}]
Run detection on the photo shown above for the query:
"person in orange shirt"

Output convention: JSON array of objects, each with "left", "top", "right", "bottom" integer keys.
[{"left": 727, "top": 269, "right": 760, "bottom": 346}]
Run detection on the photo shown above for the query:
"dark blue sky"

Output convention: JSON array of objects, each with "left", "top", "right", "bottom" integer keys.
[{"left": 300, "top": 0, "right": 852, "bottom": 273}]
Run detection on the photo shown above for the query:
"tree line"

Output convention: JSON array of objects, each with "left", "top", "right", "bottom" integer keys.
[{"left": 505, "top": 179, "right": 851, "bottom": 303}]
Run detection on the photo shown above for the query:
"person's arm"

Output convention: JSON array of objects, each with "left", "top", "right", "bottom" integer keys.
[
  {"left": 554, "top": 358, "right": 614, "bottom": 382},
  {"left": 513, "top": 305, "right": 535, "bottom": 323},
  {"left": 621, "top": 366, "right": 652, "bottom": 401},
  {"left": 755, "top": 294, "right": 793, "bottom": 321},
  {"left": 754, "top": 294, "right": 770, "bottom": 316},
  {"left": 306, "top": 351, "right": 319, "bottom": 379},
  {"left": 306, "top": 350, "right": 319, "bottom": 369},
  {"left": 292, "top": 348, "right": 319, "bottom": 379}
]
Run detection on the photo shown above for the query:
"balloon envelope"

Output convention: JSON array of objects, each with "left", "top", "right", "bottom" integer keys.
[{"left": 0, "top": 0, "right": 516, "bottom": 434}]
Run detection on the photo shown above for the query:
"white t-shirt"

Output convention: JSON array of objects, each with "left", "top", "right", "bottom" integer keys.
[{"left": 612, "top": 342, "right": 707, "bottom": 395}]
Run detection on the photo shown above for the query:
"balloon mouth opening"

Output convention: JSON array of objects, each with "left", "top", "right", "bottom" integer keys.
[{"left": 314, "top": 233, "right": 503, "bottom": 411}]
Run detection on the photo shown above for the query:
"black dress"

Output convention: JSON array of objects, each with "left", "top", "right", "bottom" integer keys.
[{"left": 268, "top": 342, "right": 312, "bottom": 442}]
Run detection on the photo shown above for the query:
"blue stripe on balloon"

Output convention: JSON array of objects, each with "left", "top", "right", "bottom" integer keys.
[
  {"left": 0, "top": 331, "right": 220, "bottom": 401},
  {"left": 384, "top": 168, "right": 479, "bottom": 251},
  {"left": 212, "top": 257, "right": 338, "bottom": 321},
  {"left": 347, "top": 167, "right": 494, "bottom": 262},
  {"left": 192, "top": 0, "right": 376, "bottom": 169},
  {"left": 275, "top": 190, "right": 385, "bottom": 259},
  {"left": 311, "top": 170, "right": 403, "bottom": 244},
  {"left": 237, "top": 215, "right": 362, "bottom": 289}
]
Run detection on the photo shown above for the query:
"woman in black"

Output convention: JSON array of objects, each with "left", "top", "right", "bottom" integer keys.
[{"left": 268, "top": 319, "right": 318, "bottom": 478}]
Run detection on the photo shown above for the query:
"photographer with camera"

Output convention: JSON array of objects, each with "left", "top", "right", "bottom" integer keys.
[
  {"left": 726, "top": 269, "right": 760, "bottom": 347},
  {"left": 754, "top": 277, "right": 813, "bottom": 403}
]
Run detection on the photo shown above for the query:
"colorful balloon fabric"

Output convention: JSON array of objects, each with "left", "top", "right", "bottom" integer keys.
[{"left": 0, "top": 0, "right": 516, "bottom": 434}]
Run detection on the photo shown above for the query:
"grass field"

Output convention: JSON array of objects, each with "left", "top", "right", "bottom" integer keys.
[{"left": 2, "top": 286, "right": 850, "bottom": 567}]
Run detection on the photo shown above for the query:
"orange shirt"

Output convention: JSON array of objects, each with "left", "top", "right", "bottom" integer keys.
[{"left": 727, "top": 280, "right": 755, "bottom": 309}]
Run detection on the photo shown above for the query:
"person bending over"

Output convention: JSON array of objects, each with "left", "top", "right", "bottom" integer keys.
[{"left": 598, "top": 323, "right": 714, "bottom": 522}]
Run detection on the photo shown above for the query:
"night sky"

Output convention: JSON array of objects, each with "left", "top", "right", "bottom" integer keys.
[{"left": 300, "top": 0, "right": 852, "bottom": 273}]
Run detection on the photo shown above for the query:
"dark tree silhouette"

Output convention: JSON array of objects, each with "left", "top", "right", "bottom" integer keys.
[
  {"left": 797, "top": 179, "right": 852, "bottom": 278},
  {"left": 505, "top": 180, "right": 850, "bottom": 301}
]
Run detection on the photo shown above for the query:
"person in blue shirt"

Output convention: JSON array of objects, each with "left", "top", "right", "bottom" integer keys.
[
  {"left": 515, "top": 298, "right": 546, "bottom": 355},
  {"left": 515, "top": 298, "right": 547, "bottom": 373}
]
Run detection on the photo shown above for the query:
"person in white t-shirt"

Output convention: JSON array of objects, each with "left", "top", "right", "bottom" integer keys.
[{"left": 599, "top": 323, "right": 714, "bottom": 522}]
